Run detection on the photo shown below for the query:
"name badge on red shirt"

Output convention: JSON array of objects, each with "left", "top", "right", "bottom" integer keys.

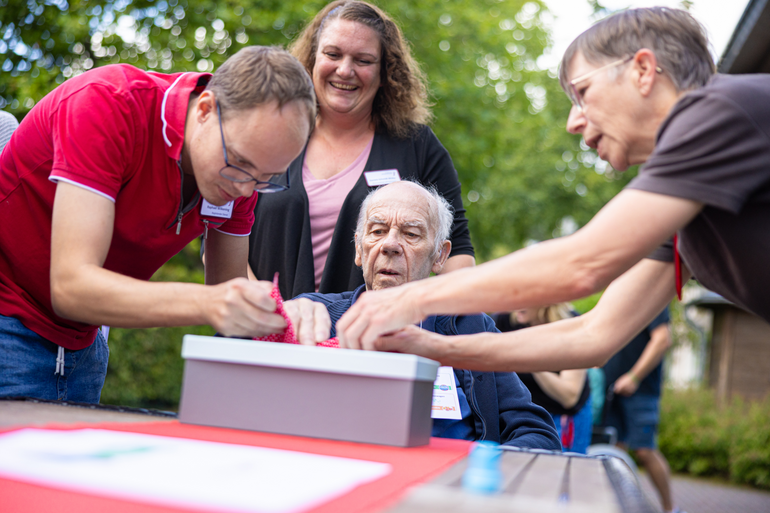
[{"left": 200, "top": 199, "right": 234, "bottom": 219}]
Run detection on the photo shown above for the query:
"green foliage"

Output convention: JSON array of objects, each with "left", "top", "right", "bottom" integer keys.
[
  {"left": 1, "top": 0, "right": 326, "bottom": 112},
  {"left": 390, "top": 0, "right": 634, "bottom": 259},
  {"left": 100, "top": 240, "right": 211, "bottom": 411},
  {"left": 659, "top": 388, "right": 770, "bottom": 489},
  {"left": 6, "top": 0, "right": 639, "bottom": 406},
  {"left": 729, "top": 397, "right": 770, "bottom": 488},
  {"left": 2, "top": 0, "right": 631, "bottom": 260}
]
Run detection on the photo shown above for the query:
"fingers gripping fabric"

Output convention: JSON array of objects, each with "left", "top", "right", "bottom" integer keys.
[{"left": 254, "top": 273, "right": 340, "bottom": 348}]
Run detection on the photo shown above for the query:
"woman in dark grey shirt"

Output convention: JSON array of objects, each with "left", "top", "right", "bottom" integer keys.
[{"left": 333, "top": 7, "right": 770, "bottom": 373}]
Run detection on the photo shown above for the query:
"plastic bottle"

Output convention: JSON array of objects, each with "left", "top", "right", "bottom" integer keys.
[{"left": 461, "top": 440, "right": 503, "bottom": 494}]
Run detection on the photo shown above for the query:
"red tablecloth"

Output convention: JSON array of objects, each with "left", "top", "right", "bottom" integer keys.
[{"left": 0, "top": 421, "right": 470, "bottom": 513}]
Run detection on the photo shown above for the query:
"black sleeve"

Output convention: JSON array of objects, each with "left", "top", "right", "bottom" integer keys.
[{"left": 415, "top": 126, "right": 475, "bottom": 258}]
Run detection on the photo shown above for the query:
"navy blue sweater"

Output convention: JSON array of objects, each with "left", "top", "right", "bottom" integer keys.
[{"left": 297, "top": 286, "right": 561, "bottom": 451}]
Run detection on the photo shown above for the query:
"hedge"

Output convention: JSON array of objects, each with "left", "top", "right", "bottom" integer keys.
[{"left": 659, "top": 388, "right": 770, "bottom": 489}]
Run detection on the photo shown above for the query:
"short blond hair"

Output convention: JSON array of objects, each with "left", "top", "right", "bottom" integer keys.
[
  {"left": 207, "top": 46, "right": 316, "bottom": 128},
  {"left": 534, "top": 303, "right": 575, "bottom": 325},
  {"left": 290, "top": 1, "right": 431, "bottom": 138}
]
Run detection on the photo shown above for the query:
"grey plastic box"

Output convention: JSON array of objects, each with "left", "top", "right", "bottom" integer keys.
[{"left": 178, "top": 335, "right": 440, "bottom": 447}]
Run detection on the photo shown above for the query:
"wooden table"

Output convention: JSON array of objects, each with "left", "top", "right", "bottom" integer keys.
[
  {"left": 0, "top": 398, "right": 177, "bottom": 427},
  {"left": 388, "top": 446, "right": 657, "bottom": 513},
  {"left": 0, "top": 398, "right": 659, "bottom": 513}
]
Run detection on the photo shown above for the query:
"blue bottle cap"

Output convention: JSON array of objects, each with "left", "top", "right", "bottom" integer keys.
[{"left": 462, "top": 441, "right": 502, "bottom": 495}]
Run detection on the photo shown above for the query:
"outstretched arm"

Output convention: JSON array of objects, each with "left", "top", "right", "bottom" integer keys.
[
  {"left": 373, "top": 257, "right": 687, "bottom": 373},
  {"left": 337, "top": 189, "right": 701, "bottom": 350},
  {"left": 50, "top": 182, "right": 286, "bottom": 337}
]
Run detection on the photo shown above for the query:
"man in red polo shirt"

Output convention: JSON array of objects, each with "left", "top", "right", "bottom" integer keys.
[{"left": 0, "top": 46, "right": 321, "bottom": 403}]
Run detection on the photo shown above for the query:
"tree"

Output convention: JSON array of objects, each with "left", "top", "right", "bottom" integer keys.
[
  {"left": 2, "top": 0, "right": 631, "bottom": 257},
  {"left": 386, "top": 0, "right": 633, "bottom": 258},
  {"left": 1, "top": 0, "right": 633, "bottom": 407}
]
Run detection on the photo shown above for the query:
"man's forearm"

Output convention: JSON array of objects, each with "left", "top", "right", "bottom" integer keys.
[
  {"left": 431, "top": 316, "right": 609, "bottom": 373},
  {"left": 52, "top": 264, "right": 214, "bottom": 328},
  {"left": 412, "top": 193, "right": 696, "bottom": 320},
  {"left": 400, "top": 260, "right": 679, "bottom": 374},
  {"left": 411, "top": 236, "right": 617, "bottom": 321}
]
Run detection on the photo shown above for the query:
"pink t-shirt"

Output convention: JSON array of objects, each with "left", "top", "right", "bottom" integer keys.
[{"left": 303, "top": 137, "right": 373, "bottom": 291}]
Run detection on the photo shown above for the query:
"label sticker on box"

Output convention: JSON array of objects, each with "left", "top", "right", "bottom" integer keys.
[{"left": 431, "top": 366, "right": 462, "bottom": 420}]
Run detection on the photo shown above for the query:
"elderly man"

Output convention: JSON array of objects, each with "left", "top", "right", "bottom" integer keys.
[{"left": 295, "top": 181, "right": 560, "bottom": 449}]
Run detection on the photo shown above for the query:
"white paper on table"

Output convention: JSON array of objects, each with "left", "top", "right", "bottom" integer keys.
[
  {"left": 0, "top": 428, "right": 391, "bottom": 513},
  {"left": 431, "top": 366, "right": 462, "bottom": 420}
]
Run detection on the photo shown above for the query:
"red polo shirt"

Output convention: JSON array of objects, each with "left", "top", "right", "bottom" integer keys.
[{"left": 0, "top": 64, "right": 258, "bottom": 350}]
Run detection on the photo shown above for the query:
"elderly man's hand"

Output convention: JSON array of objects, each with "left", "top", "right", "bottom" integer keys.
[
  {"left": 336, "top": 284, "right": 423, "bottom": 350},
  {"left": 283, "top": 298, "right": 332, "bottom": 346}
]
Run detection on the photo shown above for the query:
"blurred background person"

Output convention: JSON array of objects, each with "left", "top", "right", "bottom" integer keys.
[
  {"left": 603, "top": 308, "right": 677, "bottom": 513},
  {"left": 248, "top": 0, "right": 474, "bottom": 299},
  {"left": 495, "top": 304, "right": 592, "bottom": 453}
]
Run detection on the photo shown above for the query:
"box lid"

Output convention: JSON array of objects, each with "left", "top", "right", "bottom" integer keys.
[{"left": 182, "top": 335, "right": 440, "bottom": 382}]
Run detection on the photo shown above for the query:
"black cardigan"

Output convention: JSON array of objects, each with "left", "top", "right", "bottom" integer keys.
[{"left": 248, "top": 125, "right": 475, "bottom": 299}]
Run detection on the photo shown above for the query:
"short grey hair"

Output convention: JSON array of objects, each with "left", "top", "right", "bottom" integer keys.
[
  {"left": 355, "top": 181, "right": 454, "bottom": 258},
  {"left": 559, "top": 7, "right": 714, "bottom": 94}
]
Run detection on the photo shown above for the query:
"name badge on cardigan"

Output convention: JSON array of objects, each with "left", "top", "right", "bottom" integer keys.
[
  {"left": 364, "top": 169, "right": 401, "bottom": 187},
  {"left": 200, "top": 199, "right": 234, "bottom": 219}
]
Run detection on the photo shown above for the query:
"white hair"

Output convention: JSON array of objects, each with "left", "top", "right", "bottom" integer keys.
[{"left": 355, "top": 180, "right": 453, "bottom": 258}]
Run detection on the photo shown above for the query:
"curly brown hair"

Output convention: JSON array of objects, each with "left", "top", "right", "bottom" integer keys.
[{"left": 289, "top": 0, "right": 432, "bottom": 138}]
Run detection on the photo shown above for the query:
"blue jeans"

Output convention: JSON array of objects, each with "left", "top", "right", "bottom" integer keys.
[
  {"left": 605, "top": 393, "right": 660, "bottom": 449},
  {"left": 551, "top": 395, "right": 593, "bottom": 454},
  {"left": 0, "top": 315, "right": 109, "bottom": 403}
]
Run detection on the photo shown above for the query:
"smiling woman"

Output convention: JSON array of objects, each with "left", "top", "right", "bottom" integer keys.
[{"left": 247, "top": 0, "right": 476, "bottom": 299}]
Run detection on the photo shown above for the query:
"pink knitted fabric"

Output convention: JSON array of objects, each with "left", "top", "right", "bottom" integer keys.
[{"left": 254, "top": 273, "right": 340, "bottom": 348}]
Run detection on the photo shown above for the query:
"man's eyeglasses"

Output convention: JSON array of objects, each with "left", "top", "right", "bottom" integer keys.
[
  {"left": 568, "top": 56, "right": 634, "bottom": 112},
  {"left": 217, "top": 102, "right": 289, "bottom": 193}
]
